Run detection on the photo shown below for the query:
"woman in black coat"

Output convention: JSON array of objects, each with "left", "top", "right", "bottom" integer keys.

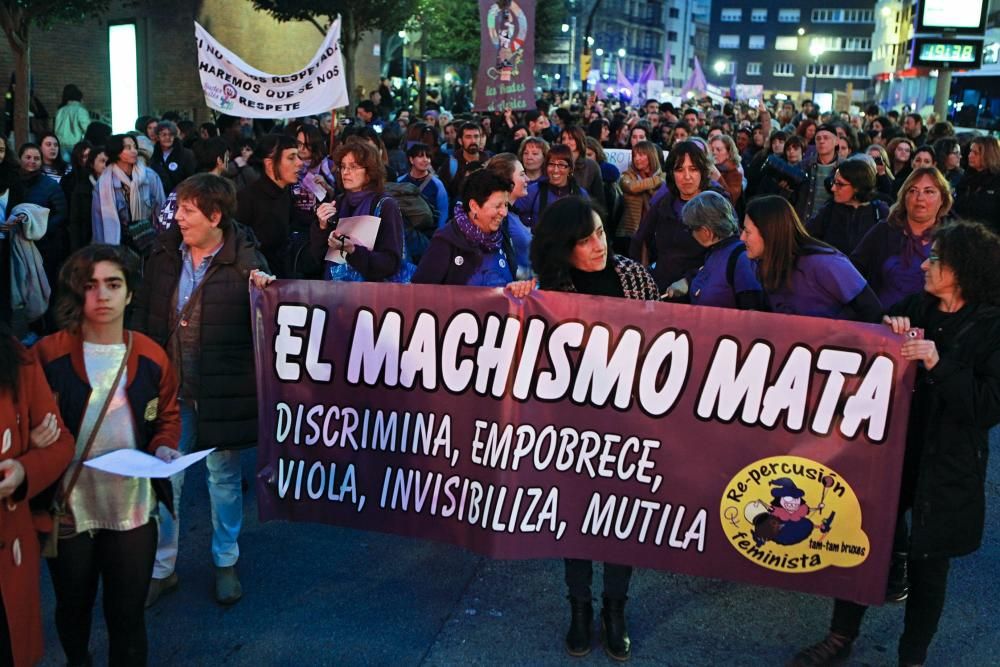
[
  {"left": 791, "top": 220, "right": 1000, "bottom": 667},
  {"left": 532, "top": 196, "right": 658, "bottom": 662},
  {"left": 952, "top": 136, "right": 1000, "bottom": 234}
]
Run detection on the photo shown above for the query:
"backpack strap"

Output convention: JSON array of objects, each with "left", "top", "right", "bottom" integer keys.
[
  {"left": 417, "top": 175, "right": 433, "bottom": 194},
  {"left": 372, "top": 194, "right": 391, "bottom": 218},
  {"left": 537, "top": 181, "right": 551, "bottom": 218}
]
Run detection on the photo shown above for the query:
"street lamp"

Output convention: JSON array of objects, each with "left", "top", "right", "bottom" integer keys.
[
  {"left": 809, "top": 41, "right": 825, "bottom": 100},
  {"left": 595, "top": 48, "right": 604, "bottom": 56},
  {"left": 714, "top": 60, "right": 727, "bottom": 82},
  {"left": 617, "top": 48, "right": 626, "bottom": 58}
]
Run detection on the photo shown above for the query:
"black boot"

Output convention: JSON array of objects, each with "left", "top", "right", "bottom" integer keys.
[
  {"left": 787, "top": 632, "right": 854, "bottom": 666},
  {"left": 886, "top": 551, "right": 909, "bottom": 603},
  {"left": 565, "top": 596, "right": 593, "bottom": 657},
  {"left": 601, "top": 595, "right": 631, "bottom": 661}
]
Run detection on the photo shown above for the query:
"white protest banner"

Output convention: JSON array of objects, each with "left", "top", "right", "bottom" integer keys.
[
  {"left": 604, "top": 148, "right": 668, "bottom": 173},
  {"left": 195, "top": 20, "right": 349, "bottom": 118}
]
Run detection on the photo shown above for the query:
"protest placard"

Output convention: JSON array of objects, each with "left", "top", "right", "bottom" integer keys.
[
  {"left": 251, "top": 282, "right": 915, "bottom": 605},
  {"left": 195, "top": 20, "right": 348, "bottom": 118}
]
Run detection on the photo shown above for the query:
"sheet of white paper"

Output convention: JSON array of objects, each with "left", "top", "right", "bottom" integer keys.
[
  {"left": 305, "top": 174, "right": 327, "bottom": 202},
  {"left": 83, "top": 448, "right": 216, "bottom": 478},
  {"left": 324, "top": 214, "right": 381, "bottom": 264}
]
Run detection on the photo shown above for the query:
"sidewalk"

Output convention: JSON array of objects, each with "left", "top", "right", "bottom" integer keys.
[{"left": 39, "top": 431, "right": 1000, "bottom": 666}]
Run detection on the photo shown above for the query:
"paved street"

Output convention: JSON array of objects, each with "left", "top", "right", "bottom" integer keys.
[{"left": 39, "top": 430, "right": 1000, "bottom": 666}]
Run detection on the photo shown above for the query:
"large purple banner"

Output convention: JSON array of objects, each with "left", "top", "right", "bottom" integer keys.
[
  {"left": 251, "top": 281, "right": 915, "bottom": 605},
  {"left": 473, "top": 0, "right": 536, "bottom": 111}
]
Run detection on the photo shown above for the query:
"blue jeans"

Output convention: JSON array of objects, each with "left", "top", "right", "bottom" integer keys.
[{"left": 152, "top": 403, "right": 243, "bottom": 578}]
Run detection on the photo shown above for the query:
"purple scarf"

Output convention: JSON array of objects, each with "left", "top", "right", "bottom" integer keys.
[{"left": 454, "top": 202, "right": 503, "bottom": 252}]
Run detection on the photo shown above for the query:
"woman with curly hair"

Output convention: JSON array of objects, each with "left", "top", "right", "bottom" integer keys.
[{"left": 791, "top": 220, "right": 1000, "bottom": 667}]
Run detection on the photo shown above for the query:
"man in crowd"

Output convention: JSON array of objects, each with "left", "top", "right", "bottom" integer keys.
[
  {"left": 903, "top": 113, "right": 927, "bottom": 146},
  {"left": 525, "top": 110, "right": 550, "bottom": 139},
  {"left": 799, "top": 123, "right": 842, "bottom": 220},
  {"left": 356, "top": 100, "right": 383, "bottom": 132},
  {"left": 443, "top": 122, "right": 487, "bottom": 207}
]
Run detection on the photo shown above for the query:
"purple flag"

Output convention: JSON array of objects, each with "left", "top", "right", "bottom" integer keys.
[
  {"left": 638, "top": 62, "right": 657, "bottom": 86},
  {"left": 616, "top": 59, "right": 633, "bottom": 94},
  {"left": 682, "top": 56, "right": 707, "bottom": 98}
]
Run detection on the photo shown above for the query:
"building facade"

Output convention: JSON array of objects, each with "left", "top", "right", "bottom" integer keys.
[
  {"left": 868, "top": 0, "right": 998, "bottom": 127},
  {"left": 538, "top": 0, "right": 700, "bottom": 94},
  {"left": 706, "top": 1, "right": 877, "bottom": 102}
]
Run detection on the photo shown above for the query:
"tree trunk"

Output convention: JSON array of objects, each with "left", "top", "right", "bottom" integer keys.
[
  {"left": 13, "top": 37, "right": 29, "bottom": 149},
  {"left": 342, "top": 11, "right": 358, "bottom": 112},
  {"left": 0, "top": 3, "right": 31, "bottom": 148}
]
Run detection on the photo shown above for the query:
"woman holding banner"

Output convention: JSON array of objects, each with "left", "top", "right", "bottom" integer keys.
[
  {"left": 791, "top": 220, "right": 1000, "bottom": 667},
  {"left": 676, "top": 191, "right": 765, "bottom": 310},
  {"left": 739, "top": 195, "right": 882, "bottom": 322},
  {"left": 412, "top": 168, "right": 532, "bottom": 294},
  {"left": 531, "top": 196, "right": 658, "bottom": 662}
]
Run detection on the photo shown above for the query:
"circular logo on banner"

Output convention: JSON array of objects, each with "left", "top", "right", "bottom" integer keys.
[{"left": 720, "top": 456, "right": 869, "bottom": 574}]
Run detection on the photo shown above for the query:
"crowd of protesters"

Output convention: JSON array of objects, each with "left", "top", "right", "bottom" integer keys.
[{"left": 1, "top": 80, "right": 1000, "bottom": 666}]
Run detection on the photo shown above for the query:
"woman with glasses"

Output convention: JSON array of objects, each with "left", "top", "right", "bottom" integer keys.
[
  {"left": 865, "top": 144, "right": 897, "bottom": 202},
  {"left": 288, "top": 124, "right": 335, "bottom": 278},
  {"left": 851, "top": 167, "right": 952, "bottom": 311},
  {"left": 791, "top": 220, "right": 1000, "bottom": 667},
  {"left": 514, "top": 144, "right": 588, "bottom": 228},
  {"left": 310, "top": 139, "right": 404, "bottom": 282},
  {"left": 806, "top": 158, "right": 889, "bottom": 255}
]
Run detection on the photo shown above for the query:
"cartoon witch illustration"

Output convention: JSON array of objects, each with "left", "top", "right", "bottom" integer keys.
[{"left": 745, "top": 477, "right": 832, "bottom": 547}]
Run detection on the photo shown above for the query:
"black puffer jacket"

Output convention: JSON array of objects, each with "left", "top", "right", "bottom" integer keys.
[
  {"left": 889, "top": 294, "right": 1000, "bottom": 559},
  {"left": 806, "top": 199, "right": 889, "bottom": 255},
  {"left": 131, "top": 221, "right": 268, "bottom": 450},
  {"left": 953, "top": 169, "right": 1000, "bottom": 234}
]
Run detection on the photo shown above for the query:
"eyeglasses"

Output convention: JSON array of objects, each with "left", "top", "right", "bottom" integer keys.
[
  {"left": 831, "top": 179, "right": 851, "bottom": 189},
  {"left": 548, "top": 162, "right": 571, "bottom": 170},
  {"left": 928, "top": 253, "right": 941, "bottom": 264},
  {"left": 339, "top": 163, "right": 365, "bottom": 173}
]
